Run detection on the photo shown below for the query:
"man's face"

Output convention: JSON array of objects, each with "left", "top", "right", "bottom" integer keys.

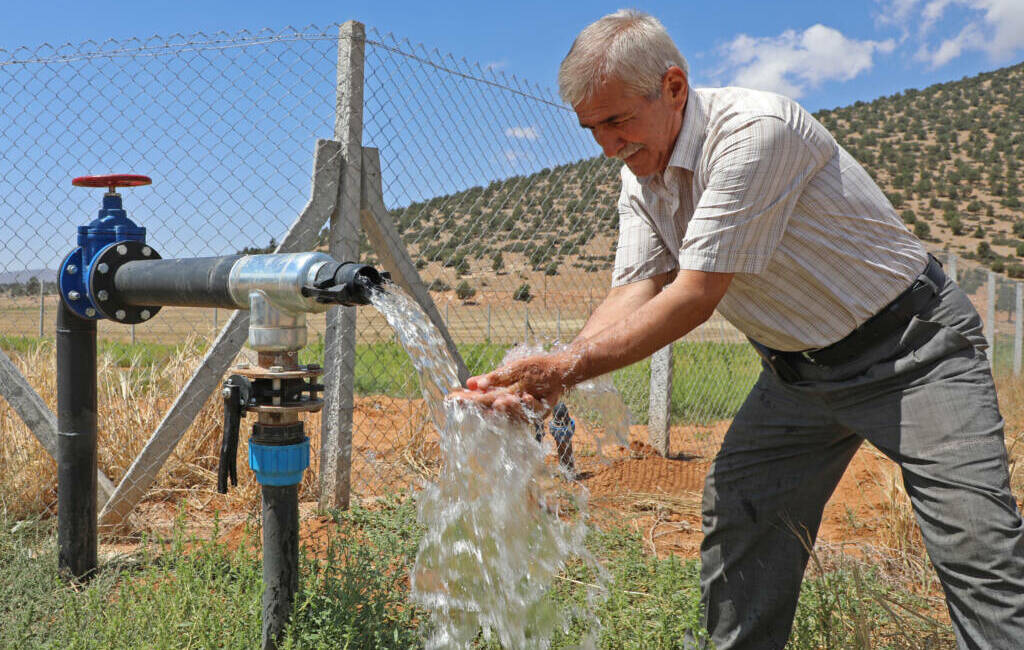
[{"left": 574, "top": 68, "right": 688, "bottom": 178}]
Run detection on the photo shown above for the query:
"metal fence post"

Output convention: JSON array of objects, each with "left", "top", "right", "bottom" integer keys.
[
  {"left": 1015, "top": 282, "right": 1022, "bottom": 376},
  {"left": 320, "top": 20, "right": 365, "bottom": 510},
  {"left": 524, "top": 307, "right": 529, "bottom": 344},
  {"left": 648, "top": 343, "right": 673, "bottom": 457},
  {"left": 38, "top": 283, "right": 44, "bottom": 337},
  {"left": 486, "top": 304, "right": 491, "bottom": 342},
  {"left": 947, "top": 252, "right": 957, "bottom": 283},
  {"left": 557, "top": 308, "right": 561, "bottom": 341},
  {"left": 986, "top": 272, "right": 996, "bottom": 366}
]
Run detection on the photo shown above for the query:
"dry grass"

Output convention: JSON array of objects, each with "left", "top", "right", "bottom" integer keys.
[
  {"left": 0, "top": 337, "right": 272, "bottom": 533},
  {"left": 0, "top": 342, "right": 57, "bottom": 520}
]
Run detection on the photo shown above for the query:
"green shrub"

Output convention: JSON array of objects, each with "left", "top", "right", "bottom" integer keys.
[
  {"left": 455, "top": 281, "right": 476, "bottom": 300},
  {"left": 513, "top": 283, "right": 532, "bottom": 302}
]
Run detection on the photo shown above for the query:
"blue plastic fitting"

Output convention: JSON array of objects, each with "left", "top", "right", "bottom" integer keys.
[
  {"left": 248, "top": 438, "right": 310, "bottom": 486},
  {"left": 60, "top": 192, "right": 148, "bottom": 319}
]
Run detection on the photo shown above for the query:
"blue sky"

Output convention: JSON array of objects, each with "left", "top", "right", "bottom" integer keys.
[
  {"left": 2, "top": 0, "right": 1023, "bottom": 112},
  {"left": 1, "top": 0, "right": 1022, "bottom": 276}
]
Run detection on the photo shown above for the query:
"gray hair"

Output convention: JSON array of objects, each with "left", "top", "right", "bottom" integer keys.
[{"left": 558, "top": 10, "right": 688, "bottom": 107}]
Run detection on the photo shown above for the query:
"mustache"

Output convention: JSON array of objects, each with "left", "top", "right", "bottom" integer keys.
[{"left": 613, "top": 142, "right": 644, "bottom": 161}]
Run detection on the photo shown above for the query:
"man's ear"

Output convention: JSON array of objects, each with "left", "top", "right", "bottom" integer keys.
[{"left": 662, "top": 66, "right": 687, "bottom": 110}]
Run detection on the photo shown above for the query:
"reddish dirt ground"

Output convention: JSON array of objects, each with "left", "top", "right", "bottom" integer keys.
[{"left": 98, "top": 397, "right": 909, "bottom": 566}]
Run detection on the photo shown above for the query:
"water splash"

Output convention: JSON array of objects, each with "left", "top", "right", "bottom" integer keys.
[
  {"left": 502, "top": 342, "right": 632, "bottom": 464},
  {"left": 369, "top": 284, "right": 608, "bottom": 648},
  {"left": 368, "top": 282, "right": 462, "bottom": 428}
]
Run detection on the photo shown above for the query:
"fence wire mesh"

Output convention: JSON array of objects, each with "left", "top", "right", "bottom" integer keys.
[{"left": 2, "top": 23, "right": 1021, "bottom": 525}]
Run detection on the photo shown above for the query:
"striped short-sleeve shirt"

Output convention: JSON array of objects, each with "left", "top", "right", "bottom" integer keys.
[{"left": 612, "top": 86, "right": 928, "bottom": 351}]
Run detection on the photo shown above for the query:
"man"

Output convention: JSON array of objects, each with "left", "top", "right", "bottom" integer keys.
[{"left": 456, "top": 9, "right": 1024, "bottom": 650}]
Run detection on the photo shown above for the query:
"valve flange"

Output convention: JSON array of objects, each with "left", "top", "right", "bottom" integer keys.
[{"left": 88, "top": 240, "right": 163, "bottom": 324}]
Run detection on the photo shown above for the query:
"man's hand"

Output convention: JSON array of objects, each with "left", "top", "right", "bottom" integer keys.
[{"left": 451, "top": 350, "right": 578, "bottom": 420}]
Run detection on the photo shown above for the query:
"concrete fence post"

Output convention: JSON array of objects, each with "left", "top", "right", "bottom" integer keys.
[
  {"left": 648, "top": 343, "right": 673, "bottom": 457},
  {"left": 320, "top": 19, "right": 366, "bottom": 510},
  {"left": 947, "top": 251, "right": 958, "bottom": 283}
]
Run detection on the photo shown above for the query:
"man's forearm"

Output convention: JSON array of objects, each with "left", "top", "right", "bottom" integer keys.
[
  {"left": 562, "top": 270, "right": 732, "bottom": 385},
  {"left": 572, "top": 272, "right": 673, "bottom": 344}
]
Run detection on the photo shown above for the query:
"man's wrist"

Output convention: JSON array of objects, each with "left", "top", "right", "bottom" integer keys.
[{"left": 555, "top": 342, "right": 589, "bottom": 389}]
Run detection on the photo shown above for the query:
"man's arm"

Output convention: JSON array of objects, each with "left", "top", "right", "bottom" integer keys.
[
  {"left": 566, "top": 268, "right": 732, "bottom": 382},
  {"left": 461, "top": 268, "right": 733, "bottom": 414},
  {"left": 573, "top": 271, "right": 675, "bottom": 343}
]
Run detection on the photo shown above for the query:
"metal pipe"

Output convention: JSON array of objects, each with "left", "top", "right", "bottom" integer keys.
[
  {"left": 112, "top": 252, "right": 381, "bottom": 314},
  {"left": 56, "top": 298, "right": 97, "bottom": 580},
  {"left": 113, "top": 255, "right": 242, "bottom": 308},
  {"left": 261, "top": 484, "right": 300, "bottom": 650},
  {"left": 227, "top": 252, "right": 334, "bottom": 314}
]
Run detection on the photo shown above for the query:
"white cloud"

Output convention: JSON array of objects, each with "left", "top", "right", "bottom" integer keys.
[
  {"left": 920, "top": 0, "right": 959, "bottom": 33},
  {"left": 877, "top": 0, "right": 1024, "bottom": 67},
  {"left": 484, "top": 61, "right": 506, "bottom": 72},
  {"left": 502, "top": 149, "right": 530, "bottom": 163},
  {"left": 504, "top": 125, "right": 540, "bottom": 140},
  {"left": 718, "top": 25, "right": 895, "bottom": 98},
  {"left": 875, "top": 0, "right": 924, "bottom": 25}
]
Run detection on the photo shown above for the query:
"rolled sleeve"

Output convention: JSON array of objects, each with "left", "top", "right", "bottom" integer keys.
[
  {"left": 612, "top": 179, "right": 676, "bottom": 287},
  {"left": 678, "top": 116, "right": 831, "bottom": 274}
]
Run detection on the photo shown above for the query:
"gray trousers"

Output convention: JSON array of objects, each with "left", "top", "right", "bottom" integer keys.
[{"left": 699, "top": 276, "right": 1024, "bottom": 649}]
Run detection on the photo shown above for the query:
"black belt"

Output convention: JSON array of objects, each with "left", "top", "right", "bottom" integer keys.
[{"left": 753, "top": 255, "right": 946, "bottom": 378}]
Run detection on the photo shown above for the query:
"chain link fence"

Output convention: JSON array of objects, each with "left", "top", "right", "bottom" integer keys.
[{"left": 2, "top": 23, "right": 1023, "bottom": 523}]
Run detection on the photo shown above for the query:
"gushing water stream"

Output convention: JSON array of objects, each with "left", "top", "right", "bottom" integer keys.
[{"left": 369, "top": 284, "right": 629, "bottom": 648}]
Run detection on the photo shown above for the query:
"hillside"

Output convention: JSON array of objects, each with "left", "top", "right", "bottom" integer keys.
[{"left": 383, "top": 61, "right": 1024, "bottom": 293}]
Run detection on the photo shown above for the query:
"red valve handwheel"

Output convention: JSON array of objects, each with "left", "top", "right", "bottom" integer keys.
[{"left": 72, "top": 174, "right": 152, "bottom": 193}]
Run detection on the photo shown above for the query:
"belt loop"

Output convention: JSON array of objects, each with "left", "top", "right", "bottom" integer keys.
[{"left": 747, "top": 338, "right": 800, "bottom": 382}]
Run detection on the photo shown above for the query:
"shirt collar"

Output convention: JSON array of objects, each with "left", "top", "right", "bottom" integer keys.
[{"left": 638, "top": 87, "right": 706, "bottom": 186}]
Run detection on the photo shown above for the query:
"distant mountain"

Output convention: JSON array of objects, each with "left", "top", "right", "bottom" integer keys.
[
  {"left": 0, "top": 269, "right": 57, "bottom": 285},
  {"left": 384, "top": 61, "right": 1024, "bottom": 281}
]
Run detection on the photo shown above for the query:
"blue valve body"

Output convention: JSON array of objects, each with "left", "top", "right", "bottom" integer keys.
[
  {"left": 248, "top": 438, "right": 310, "bottom": 486},
  {"left": 60, "top": 193, "right": 148, "bottom": 319}
]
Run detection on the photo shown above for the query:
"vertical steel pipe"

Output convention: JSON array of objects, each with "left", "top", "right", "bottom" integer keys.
[{"left": 56, "top": 298, "right": 98, "bottom": 580}]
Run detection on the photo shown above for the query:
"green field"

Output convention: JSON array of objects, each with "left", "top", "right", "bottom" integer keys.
[{"left": 2, "top": 335, "right": 761, "bottom": 426}]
